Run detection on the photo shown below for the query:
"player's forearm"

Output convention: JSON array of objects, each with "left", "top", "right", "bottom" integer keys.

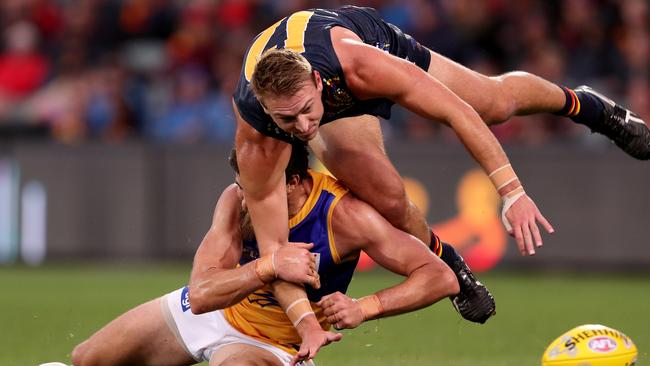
[
  {"left": 245, "top": 190, "right": 291, "bottom": 254},
  {"left": 188, "top": 257, "right": 275, "bottom": 313},
  {"left": 398, "top": 75, "right": 517, "bottom": 191},
  {"left": 447, "top": 108, "right": 512, "bottom": 177},
  {"left": 271, "top": 281, "right": 318, "bottom": 330},
  {"left": 448, "top": 111, "right": 534, "bottom": 209},
  {"left": 236, "top": 141, "right": 292, "bottom": 254},
  {"left": 362, "top": 262, "right": 456, "bottom": 321}
]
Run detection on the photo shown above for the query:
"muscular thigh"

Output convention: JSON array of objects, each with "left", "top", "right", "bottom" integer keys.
[
  {"left": 78, "top": 298, "right": 194, "bottom": 366},
  {"left": 210, "top": 344, "right": 283, "bottom": 366},
  {"left": 425, "top": 49, "right": 500, "bottom": 122},
  {"left": 308, "top": 115, "right": 406, "bottom": 213}
]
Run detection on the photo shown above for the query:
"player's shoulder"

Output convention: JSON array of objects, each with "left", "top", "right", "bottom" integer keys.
[
  {"left": 220, "top": 183, "right": 239, "bottom": 199},
  {"left": 315, "top": 171, "right": 378, "bottom": 230},
  {"left": 213, "top": 183, "right": 241, "bottom": 215},
  {"left": 330, "top": 189, "right": 385, "bottom": 246},
  {"left": 313, "top": 171, "right": 349, "bottom": 197}
]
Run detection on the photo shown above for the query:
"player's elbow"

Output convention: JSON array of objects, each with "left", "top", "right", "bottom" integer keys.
[{"left": 188, "top": 286, "right": 217, "bottom": 314}]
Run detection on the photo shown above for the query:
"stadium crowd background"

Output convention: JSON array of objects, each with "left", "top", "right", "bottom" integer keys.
[{"left": 0, "top": 0, "right": 647, "bottom": 146}]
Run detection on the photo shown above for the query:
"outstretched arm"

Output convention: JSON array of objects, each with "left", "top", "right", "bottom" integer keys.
[
  {"left": 331, "top": 27, "right": 553, "bottom": 255},
  {"left": 188, "top": 184, "right": 319, "bottom": 313},
  {"left": 318, "top": 197, "right": 460, "bottom": 329},
  {"left": 234, "top": 102, "right": 338, "bottom": 364},
  {"left": 234, "top": 103, "right": 293, "bottom": 256}
]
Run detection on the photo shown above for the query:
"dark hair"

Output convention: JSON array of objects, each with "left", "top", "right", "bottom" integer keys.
[{"left": 229, "top": 143, "right": 310, "bottom": 181}]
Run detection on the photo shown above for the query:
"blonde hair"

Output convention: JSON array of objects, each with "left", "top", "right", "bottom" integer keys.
[{"left": 251, "top": 48, "right": 314, "bottom": 102}]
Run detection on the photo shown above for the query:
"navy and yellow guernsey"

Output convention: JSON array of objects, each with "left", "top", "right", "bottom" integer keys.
[
  {"left": 223, "top": 170, "right": 359, "bottom": 354},
  {"left": 234, "top": 5, "right": 431, "bottom": 144}
]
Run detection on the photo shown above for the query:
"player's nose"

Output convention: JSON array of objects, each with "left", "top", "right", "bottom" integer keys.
[{"left": 295, "top": 116, "right": 310, "bottom": 133}]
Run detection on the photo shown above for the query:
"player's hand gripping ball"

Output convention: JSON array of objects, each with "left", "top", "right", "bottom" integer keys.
[{"left": 542, "top": 324, "right": 637, "bottom": 366}]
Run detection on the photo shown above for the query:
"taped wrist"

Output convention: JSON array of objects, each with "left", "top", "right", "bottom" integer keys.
[
  {"left": 357, "top": 294, "right": 384, "bottom": 321},
  {"left": 488, "top": 164, "right": 519, "bottom": 192},
  {"left": 286, "top": 298, "right": 315, "bottom": 327},
  {"left": 489, "top": 164, "right": 529, "bottom": 231},
  {"left": 254, "top": 252, "right": 277, "bottom": 283}
]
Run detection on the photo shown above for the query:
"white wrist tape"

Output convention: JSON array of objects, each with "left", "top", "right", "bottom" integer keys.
[
  {"left": 285, "top": 297, "right": 314, "bottom": 327},
  {"left": 501, "top": 190, "right": 526, "bottom": 231},
  {"left": 292, "top": 310, "right": 315, "bottom": 327},
  {"left": 286, "top": 298, "right": 309, "bottom": 314}
]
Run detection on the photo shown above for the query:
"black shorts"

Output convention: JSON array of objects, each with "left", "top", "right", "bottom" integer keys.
[
  {"left": 336, "top": 5, "right": 431, "bottom": 72},
  {"left": 390, "top": 24, "right": 431, "bottom": 71}
]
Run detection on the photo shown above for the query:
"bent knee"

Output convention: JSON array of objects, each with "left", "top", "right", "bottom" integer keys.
[
  {"left": 438, "top": 264, "right": 460, "bottom": 297},
  {"left": 482, "top": 74, "right": 519, "bottom": 124},
  {"left": 352, "top": 174, "right": 411, "bottom": 229}
]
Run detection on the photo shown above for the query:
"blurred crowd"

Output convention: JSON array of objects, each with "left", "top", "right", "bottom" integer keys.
[{"left": 0, "top": 0, "right": 647, "bottom": 146}]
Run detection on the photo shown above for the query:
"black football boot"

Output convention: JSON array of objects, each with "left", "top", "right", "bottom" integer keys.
[
  {"left": 575, "top": 85, "right": 650, "bottom": 160},
  {"left": 449, "top": 254, "right": 496, "bottom": 324}
]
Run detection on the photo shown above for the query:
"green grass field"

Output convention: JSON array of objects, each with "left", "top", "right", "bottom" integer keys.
[{"left": 1, "top": 264, "right": 648, "bottom": 366}]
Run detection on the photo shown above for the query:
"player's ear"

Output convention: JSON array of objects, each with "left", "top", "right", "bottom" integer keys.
[
  {"left": 313, "top": 70, "right": 322, "bottom": 92},
  {"left": 286, "top": 175, "right": 300, "bottom": 192}
]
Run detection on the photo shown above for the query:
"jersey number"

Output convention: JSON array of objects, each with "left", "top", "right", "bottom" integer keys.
[{"left": 244, "top": 11, "right": 314, "bottom": 81}]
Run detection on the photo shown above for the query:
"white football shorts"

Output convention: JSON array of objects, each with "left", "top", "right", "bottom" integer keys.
[{"left": 162, "top": 286, "right": 308, "bottom": 365}]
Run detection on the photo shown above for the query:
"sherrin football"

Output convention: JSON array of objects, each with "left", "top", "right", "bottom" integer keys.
[{"left": 542, "top": 324, "right": 637, "bottom": 366}]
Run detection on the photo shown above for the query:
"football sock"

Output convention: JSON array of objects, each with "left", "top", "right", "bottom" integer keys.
[
  {"left": 555, "top": 86, "right": 604, "bottom": 127},
  {"left": 439, "top": 242, "right": 461, "bottom": 267},
  {"left": 430, "top": 231, "right": 443, "bottom": 256},
  {"left": 430, "top": 230, "right": 461, "bottom": 266}
]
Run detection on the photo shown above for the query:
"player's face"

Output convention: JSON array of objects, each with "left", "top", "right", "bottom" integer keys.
[{"left": 263, "top": 72, "right": 324, "bottom": 142}]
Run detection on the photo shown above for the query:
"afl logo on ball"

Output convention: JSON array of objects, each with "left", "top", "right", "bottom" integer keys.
[{"left": 588, "top": 337, "right": 617, "bottom": 353}]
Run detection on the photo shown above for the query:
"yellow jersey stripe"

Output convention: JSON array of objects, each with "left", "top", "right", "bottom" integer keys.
[{"left": 284, "top": 11, "right": 314, "bottom": 53}]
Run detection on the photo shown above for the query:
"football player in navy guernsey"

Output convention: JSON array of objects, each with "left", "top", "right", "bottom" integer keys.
[
  {"left": 71, "top": 145, "right": 460, "bottom": 366},
  {"left": 232, "top": 5, "right": 648, "bottom": 338}
]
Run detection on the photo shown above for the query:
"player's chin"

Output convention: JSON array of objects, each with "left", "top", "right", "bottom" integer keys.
[
  {"left": 296, "top": 135, "right": 314, "bottom": 142},
  {"left": 296, "top": 130, "right": 318, "bottom": 141}
]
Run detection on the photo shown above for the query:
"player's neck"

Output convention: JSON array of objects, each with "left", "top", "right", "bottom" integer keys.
[{"left": 287, "top": 176, "right": 313, "bottom": 217}]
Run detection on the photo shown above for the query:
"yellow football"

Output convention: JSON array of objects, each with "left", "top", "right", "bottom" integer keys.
[{"left": 542, "top": 324, "right": 637, "bottom": 366}]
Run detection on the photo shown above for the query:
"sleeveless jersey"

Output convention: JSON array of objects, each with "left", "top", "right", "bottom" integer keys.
[
  {"left": 223, "top": 170, "right": 360, "bottom": 354},
  {"left": 233, "top": 5, "right": 431, "bottom": 143}
]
